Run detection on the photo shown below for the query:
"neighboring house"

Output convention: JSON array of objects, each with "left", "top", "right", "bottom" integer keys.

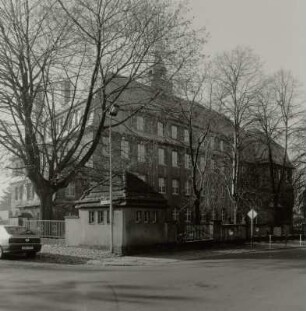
[
  {"left": 8, "top": 177, "right": 87, "bottom": 220},
  {"left": 0, "top": 192, "right": 11, "bottom": 212},
  {"left": 0, "top": 192, "right": 10, "bottom": 223},
  {"left": 7, "top": 61, "right": 294, "bottom": 231},
  {"left": 239, "top": 134, "right": 294, "bottom": 229}
]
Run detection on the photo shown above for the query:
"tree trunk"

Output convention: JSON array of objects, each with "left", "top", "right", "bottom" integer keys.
[
  {"left": 194, "top": 197, "right": 201, "bottom": 225},
  {"left": 233, "top": 200, "right": 238, "bottom": 224},
  {"left": 38, "top": 189, "right": 55, "bottom": 220},
  {"left": 273, "top": 193, "right": 281, "bottom": 226}
]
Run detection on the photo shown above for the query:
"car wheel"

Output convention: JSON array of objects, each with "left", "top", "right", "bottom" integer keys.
[
  {"left": 26, "top": 252, "right": 36, "bottom": 258},
  {"left": 0, "top": 246, "right": 4, "bottom": 259}
]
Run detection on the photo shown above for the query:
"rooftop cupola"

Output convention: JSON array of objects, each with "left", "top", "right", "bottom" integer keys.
[{"left": 149, "top": 45, "right": 173, "bottom": 95}]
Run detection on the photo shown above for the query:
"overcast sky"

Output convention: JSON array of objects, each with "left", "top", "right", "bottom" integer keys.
[
  {"left": 1, "top": 0, "right": 305, "bottom": 200},
  {"left": 186, "top": 0, "right": 306, "bottom": 95}
]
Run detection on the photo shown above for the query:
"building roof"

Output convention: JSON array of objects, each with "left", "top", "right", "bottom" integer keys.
[
  {"left": 75, "top": 172, "right": 167, "bottom": 209},
  {"left": 241, "top": 130, "right": 294, "bottom": 168}
]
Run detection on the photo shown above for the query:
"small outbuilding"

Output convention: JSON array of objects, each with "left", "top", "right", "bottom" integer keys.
[{"left": 65, "top": 172, "right": 174, "bottom": 254}]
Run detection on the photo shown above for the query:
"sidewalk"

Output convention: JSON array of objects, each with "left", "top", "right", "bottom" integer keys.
[{"left": 37, "top": 240, "right": 306, "bottom": 266}]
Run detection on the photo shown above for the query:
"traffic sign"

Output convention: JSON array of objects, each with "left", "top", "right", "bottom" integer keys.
[{"left": 247, "top": 209, "right": 258, "bottom": 220}]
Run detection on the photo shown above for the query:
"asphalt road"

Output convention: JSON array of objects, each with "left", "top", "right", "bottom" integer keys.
[{"left": 0, "top": 248, "right": 305, "bottom": 311}]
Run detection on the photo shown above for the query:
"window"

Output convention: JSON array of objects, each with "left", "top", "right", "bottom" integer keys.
[
  {"left": 171, "top": 125, "right": 178, "bottom": 139},
  {"left": 121, "top": 139, "right": 130, "bottom": 159},
  {"left": 67, "top": 114, "right": 73, "bottom": 130},
  {"left": 62, "top": 79, "right": 71, "bottom": 105},
  {"left": 158, "top": 148, "right": 165, "bottom": 165},
  {"left": 19, "top": 185, "right": 24, "bottom": 200},
  {"left": 137, "top": 144, "right": 146, "bottom": 162},
  {"left": 277, "top": 168, "right": 282, "bottom": 181},
  {"left": 136, "top": 210, "right": 142, "bottom": 223},
  {"left": 26, "top": 183, "right": 34, "bottom": 200},
  {"left": 286, "top": 170, "right": 292, "bottom": 183},
  {"left": 185, "top": 180, "right": 191, "bottom": 196},
  {"left": 102, "top": 136, "right": 109, "bottom": 156},
  {"left": 136, "top": 116, "right": 144, "bottom": 131},
  {"left": 157, "top": 122, "right": 164, "bottom": 137},
  {"left": 86, "top": 155, "right": 94, "bottom": 168},
  {"left": 158, "top": 177, "right": 166, "bottom": 193},
  {"left": 97, "top": 211, "right": 104, "bottom": 224},
  {"left": 220, "top": 140, "right": 224, "bottom": 152},
  {"left": 172, "top": 151, "right": 178, "bottom": 167},
  {"left": 74, "top": 109, "right": 81, "bottom": 127},
  {"left": 56, "top": 116, "right": 64, "bottom": 133},
  {"left": 172, "top": 208, "right": 179, "bottom": 221},
  {"left": 144, "top": 211, "right": 150, "bottom": 223},
  {"left": 107, "top": 210, "right": 110, "bottom": 224},
  {"left": 185, "top": 154, "right": 191, "bottom": 169},
  {"left": 259, "top": 173, "right": 265, "bottom": 187},
  {"left": 65, "top": 182, "right": 75, "bottom": 197},
  {"left": 200, "top": 156, "right": 205, "bottom": 170},
  {"left": 211, "top": 209, "right": 216, "bottom": 220},
  {"left": 152, "top": 211, "right": 158, "bottom": 223},
  {"left": 15, "top": 187, "right": 18, "bottom": 201},
  {"left": 210, "top": 159, "right": 215, "bottom": 170},
  {"left": 201, "top": 211, "right": 206, "bottom": 223},
  {"left": 88, "top": 111, "right": 94, "bottom": 125},
  {"left": 184, "top": 129, "right": 189, "bottom": 144},
  {"left": 89, "top": 211, "right": 95, "bottom": 224},
  {"left": 185, "top": 209, "right": 192, "bottom": 223},
  {"left": 201, "top": 188, "right": 205, "bottom": 197},
  {"left": 221, "top": 209, "right": 225, "bottom": 222},
  {"left": 172, "top": 179, "right": 179, "bottom": 195},
  {"left": 210, "top": 136, "right": 215, "bottom": 150},
  {"left": 220, "top": 186, "right": 225, "bottom": 198}
]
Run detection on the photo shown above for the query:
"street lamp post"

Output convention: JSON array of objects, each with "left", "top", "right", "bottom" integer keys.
[{"left": 108, "top": 104, "right": 119, "bottom": 253}]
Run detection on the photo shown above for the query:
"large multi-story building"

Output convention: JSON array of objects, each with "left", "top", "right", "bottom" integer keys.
[{"left": 8, "top": 63, "right": 294, "bottom": 231}]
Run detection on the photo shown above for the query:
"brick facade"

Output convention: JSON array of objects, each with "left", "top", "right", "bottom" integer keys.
[{"left": 8, "top": 78, "right": 294, "bottom": 227}]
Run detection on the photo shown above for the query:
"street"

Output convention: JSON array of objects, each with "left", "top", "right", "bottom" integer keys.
[{"left": 0, "top": 247, "right": 305, "bottom": 311}]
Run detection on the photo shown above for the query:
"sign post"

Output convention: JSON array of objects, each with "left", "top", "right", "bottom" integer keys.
[{"left": 247, "top": 209, "right": 258, "bottom": 247}]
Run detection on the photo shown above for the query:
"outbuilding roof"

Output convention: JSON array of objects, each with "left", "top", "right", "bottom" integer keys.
[{"left": 75, "top": 171, "right": 167, "bottom": 209}]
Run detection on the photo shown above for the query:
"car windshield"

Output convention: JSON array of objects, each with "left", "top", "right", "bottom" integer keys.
[{"left": 4, "top": 226, "right": 35, "bottom": 235}]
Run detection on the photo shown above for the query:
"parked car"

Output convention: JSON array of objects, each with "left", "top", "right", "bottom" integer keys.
[{"left": 0, "top": 225, "right": 42, "bottom": 259}]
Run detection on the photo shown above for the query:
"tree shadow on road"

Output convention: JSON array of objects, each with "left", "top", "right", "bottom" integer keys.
[{"left": 0, "top": 280, "right": 200, "bottom": 311}]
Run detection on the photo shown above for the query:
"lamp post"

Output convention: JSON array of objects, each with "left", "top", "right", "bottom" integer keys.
[{"left": 109, "top": 104, "right": 119, "bottom": 253}]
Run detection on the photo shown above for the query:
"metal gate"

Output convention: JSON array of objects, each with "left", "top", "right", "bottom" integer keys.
[
  {"left": 23, "top": 220, "right": 65, "bottom": 239},
  {"left": 178, "top": 224, "right": 214, "bottom": 243}
]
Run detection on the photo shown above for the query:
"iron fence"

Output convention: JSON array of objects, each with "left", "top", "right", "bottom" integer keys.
[
  {"left": 178, "top": 224, "right": 213, "bottom": 243},
  {"left": 23, "top": 220, "right": 65, "bottom": 239}
]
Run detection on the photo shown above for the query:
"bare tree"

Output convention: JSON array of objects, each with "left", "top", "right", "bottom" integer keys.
[
  {"left": 175, "top": 72, "right": 214, "bottom": 224},
  {"left": 0, "top": 0, "right": 204, "bottom": 219},
  {"left": 254, "top": 70, "right": 304, "bottom": 225},
  {"left": 172, "top": 65, "right": 233, "bottom": 225},
  {"left": 292, "top": 115, "right": 306, "bottom": 217},
  {"left": 212, "top": 46, "right": 263, "bottom": 224}
]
